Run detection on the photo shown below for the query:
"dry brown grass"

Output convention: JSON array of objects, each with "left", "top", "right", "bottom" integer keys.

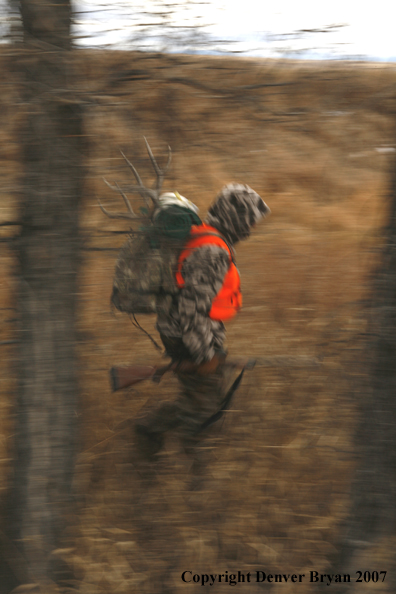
[{"left": 1, "top": 49, "right": 396, "bottom": 592}]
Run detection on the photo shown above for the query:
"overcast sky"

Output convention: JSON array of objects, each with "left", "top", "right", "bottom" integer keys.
[{"left": 73, "top": 0, "right": 396, "bottom": 60}]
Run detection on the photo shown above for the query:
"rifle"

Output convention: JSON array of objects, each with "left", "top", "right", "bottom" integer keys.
[
  {"left": 110, "top": 354, "right": 320, "bottom": 393},
  {"left": 110, "top": 357, "right": 257, "bottom": 392}
]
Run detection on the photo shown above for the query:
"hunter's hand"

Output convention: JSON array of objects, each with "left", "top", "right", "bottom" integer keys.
[
  {"left": 174, "top": 353, "right": 226, "bottom": 375},
  {"left": 173, "top": 360, "right": 195, "bottom": 374},
  {"left": 195, "top": 353, "right": 226, "bottom": 375}
]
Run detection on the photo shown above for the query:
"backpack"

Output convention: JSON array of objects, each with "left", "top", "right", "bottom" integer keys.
[{"left": 111, "top": 204, "right": 201, "bottom": 315}]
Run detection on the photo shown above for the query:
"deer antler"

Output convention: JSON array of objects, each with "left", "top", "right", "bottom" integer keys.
[
  {"left": 99, "top": 139, "right": 172, "bottom": 220},
  {"left": 144, "top": 137, "right": 172, "bottom": 196},
  {"left": 98, "top": 180, "right": 142, "bottom": 220}
]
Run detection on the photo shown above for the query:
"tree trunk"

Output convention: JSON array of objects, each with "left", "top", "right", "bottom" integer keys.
[
  {"left": 7, "top": 0, "right": 84, "bottom": 586},
  {"left": 327, "top": 153, "right": 396, "bottom": 590}
]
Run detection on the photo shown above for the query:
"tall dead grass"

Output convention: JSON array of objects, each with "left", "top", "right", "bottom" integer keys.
[{"left": 1, "top": 50, "right": 396, "bottom": 591}]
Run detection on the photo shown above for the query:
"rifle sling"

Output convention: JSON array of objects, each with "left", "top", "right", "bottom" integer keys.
[{"left": 196, "top": 367, "right": 246, "bottom": 434}]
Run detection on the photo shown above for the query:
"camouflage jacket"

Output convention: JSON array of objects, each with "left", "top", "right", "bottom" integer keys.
[{"left": 156, "top": 183, "right": 270, "bottom": 363}]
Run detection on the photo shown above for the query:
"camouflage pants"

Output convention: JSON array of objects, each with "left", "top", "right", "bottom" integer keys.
[{"left": 134, "top": 364, "right": 235, "bottom": 461}]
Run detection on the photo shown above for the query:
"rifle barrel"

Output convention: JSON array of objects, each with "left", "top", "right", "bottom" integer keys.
[{"left": 110, "top": 365, "right": 156, "bottom": 392}]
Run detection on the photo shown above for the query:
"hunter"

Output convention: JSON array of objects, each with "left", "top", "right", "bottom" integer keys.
[{"left": 134, "top": 183, "right": 270, "bottom": 469}]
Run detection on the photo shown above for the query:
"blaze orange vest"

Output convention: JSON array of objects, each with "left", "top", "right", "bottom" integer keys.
[{"left": 175, "top": 224, "right": 242, "bottom": 321}]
